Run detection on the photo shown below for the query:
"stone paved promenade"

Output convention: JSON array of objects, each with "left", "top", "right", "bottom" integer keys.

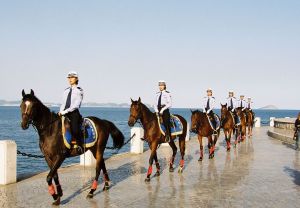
[{"left": 1, "top": 127, "right": 300, "bottom": 208}]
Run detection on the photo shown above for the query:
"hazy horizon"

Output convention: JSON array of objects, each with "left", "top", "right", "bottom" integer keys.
[{"left": 0, "top": 1, "right": 299, "bottom": 109}]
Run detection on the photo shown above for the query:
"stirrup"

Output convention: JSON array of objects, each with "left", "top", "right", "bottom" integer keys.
[{"left": 165, "top": 135, "right": 170, "bottom": 143}]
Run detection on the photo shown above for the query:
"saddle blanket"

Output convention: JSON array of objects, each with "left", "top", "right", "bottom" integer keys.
[
  {"left": 157, "top": 114, "right": 183, "bottom": 136},
  {"left": 62, "top": 117, "right": 98, "bottom": 149},
  {"left": 207, "top": 114, "right": 221, "bottom": 131}
]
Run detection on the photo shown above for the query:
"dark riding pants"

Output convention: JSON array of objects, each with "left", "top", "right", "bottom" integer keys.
[
  {"left": 161, "top": 109, "right": 171, "bottom": 137},
  {"left": 207, "top": 110, "right": 216, "bottom": 130},
  {"left": 66, "top": 109, "right": 83, "bottom": 145}
]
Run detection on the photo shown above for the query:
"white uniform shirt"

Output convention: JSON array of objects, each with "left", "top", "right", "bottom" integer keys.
[
  {"left": 247, "top": 101, "right": 253, "bottom": 109},
  {"left": 237, "top": 99, "right": 247, "bottom": 111},
  {"left": 226, "top": 97, "right": 237, "bottom": 111},
  {"left": 60, "top": 85, "right": 84, "bottom": 115},
  {"left": 154, "top": 90, "right": 172, "bottom": 113},
  {"left": 203, "top": 96, "right": 215, "bottom": 113}
]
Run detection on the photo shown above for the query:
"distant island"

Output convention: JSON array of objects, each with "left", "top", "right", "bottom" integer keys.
[
  {"left": 0, "top": 100, "right": 151, "bottom": 108},
  {"left": 259, "top": 105, "right": 278, "bottom": 110}
]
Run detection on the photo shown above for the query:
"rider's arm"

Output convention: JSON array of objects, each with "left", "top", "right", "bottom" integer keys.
[
  {"left": 242, "top": 101, "right": 247, "bottom": 111},
  {"left": 207, "top": 98, "right": 215, "bottom": 114},
  {"left": 202, "top": 98, "right": 207, "bottom": 113},
  {"left": 154, "top": 93, "right": 159, "bottom": 113},
  {"left": 160, "top": 92, "right": 172, "bottom": 113}
]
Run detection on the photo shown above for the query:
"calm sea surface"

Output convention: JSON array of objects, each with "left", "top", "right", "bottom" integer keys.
[{"left": 0, "top": 106, "right": 298, "bottom": 179}]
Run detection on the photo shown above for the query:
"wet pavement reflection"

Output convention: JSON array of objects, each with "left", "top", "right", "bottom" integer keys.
[{"left": 1, "top": 127, "right": 300, "bottom": 208}]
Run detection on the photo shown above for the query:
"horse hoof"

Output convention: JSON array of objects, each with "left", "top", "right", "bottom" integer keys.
[
  {"left": 154, "top": 171, "right": 160, "bottom": 177},
  {"left": 52, "top": 197, "right": 61, "bottom": 206},
  {"left": 86, "top": 193, "right": 94, "bottom": 199},
  {"left": 145, "top": 178, "right": 151, "bottom": 183},
  {"left": 103, "top": 186, "right": 110, "bottom": 191},
  {"left": 227, "top": 148, "right": 230, "bottom": 152},
  {"left": 169, "top": 167, "right": 174, "bottom": 172},
  {"left": 198, "top": 157, "right": 203, "bottom": 162},
  {"left": 178, "top": 167, "right": 183, "bottom": 173}
]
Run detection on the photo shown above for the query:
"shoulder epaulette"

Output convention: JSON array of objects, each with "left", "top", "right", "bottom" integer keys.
[
  {"left": 77, "top": 87, "right": 83, "bottom": 91},
  {"left": 166, "top": 91, "right": 170, "bottom": 93},
  {"left": 65, "top": 87, "right": 70, "bottom": 91}
]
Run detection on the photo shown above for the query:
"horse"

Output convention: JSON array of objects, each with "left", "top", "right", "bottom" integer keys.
[
  {"left": 127, "top": 98, "right": 188, "bottom": 182},
  {"left": 235, "top": 107, "right": 247, "bottom": 142},
  {"left": 20, "top": 90, "right": 125, "bottom": 205},
  {"left": 190, "top": 110, "right": 220, "bottom": 161},
  {"left": 245, "top": 109, "right": 254, "bottom": 137},
  {"left": 220, "top": 104, "right": 236, "bottom": 151}
]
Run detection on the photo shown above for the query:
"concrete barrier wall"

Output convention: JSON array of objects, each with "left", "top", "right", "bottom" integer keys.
[
  {"left": 274, "top": 118, "right": 296, "bottom": 130},
  {"left": 0, "top": 140, "right": 17, "bottom": 185}
]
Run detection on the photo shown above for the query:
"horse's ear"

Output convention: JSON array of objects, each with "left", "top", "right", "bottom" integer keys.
[
  {"left": 138, "top": 97, "right": 141, "bottom": 103},
  {"left": 225, "top": 103, "right": 227, "bottom": 107},
  {"left": 22, "top": 89, "right": 25, "bottom": 97},
  {"left": 30, "top": 89, "right": 35, "bottom": 96},
  {"left": 190, "top": 109, "right": 193, "bottom": 113},
  {"left": 130, "top": 98, "right": 134, "bottom": 103}
]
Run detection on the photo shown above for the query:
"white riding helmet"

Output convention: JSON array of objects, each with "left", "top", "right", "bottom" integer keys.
[
  {"left": 158, "top": 80, "right": 166, "bottom": 85},
  {"left": 67, "top": 71, "right": 78, "bottom": 78}
]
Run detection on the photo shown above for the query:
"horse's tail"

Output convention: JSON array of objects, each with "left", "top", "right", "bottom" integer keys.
[{"left": 104, "top": 120, "right": 125, "bottom": 149}]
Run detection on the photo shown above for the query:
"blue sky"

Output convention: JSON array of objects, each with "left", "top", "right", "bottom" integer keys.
[{"left": 0, "top": 0, "right": 299, "bottom": 109}]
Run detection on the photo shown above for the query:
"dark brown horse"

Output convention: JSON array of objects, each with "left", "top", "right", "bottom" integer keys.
[
  {"left": 235, "top": 107, "right": 247, "bottom": 142},
  {"left": 128, "top": 98, "right": 187, "bottom": 182},
  {"left": 190, "top": 110, "right": 220, "bottom": 161},
  {"left": 220, "top": 104, "right": 236, "bottom": 151},
  {"left": 20, "top": 90, "right": 125, "bottom": 205},
  {"left": 245, "top": 109, "right": 254, "bottom": 137}
]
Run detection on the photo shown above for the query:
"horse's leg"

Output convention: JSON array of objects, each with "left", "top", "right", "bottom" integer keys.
[
  {"left": 153, "top": 152, "right": 161, "bottom": 176},
  {"left": 145, "top": 142, "right": 158, "bottom": 182},
  {"left": 168, "top": 140, "right": 178, "bottom": 172},
  {"left": 208, "top": 136, "right": 214, "bottom": 159},
  {"left": 178, "top": 136, "right": 185, "bottom": 173},
  {"left": 226, "top": 130, "right": 231, "bottom": 152},
  {"left": 53, "top": 172, "right": 63, "bottom": 197},
  {"left": 87, "top": 148, "right": 104, "bottom": 198},
  {"left": 46, "top": 156, "right": 64, "bottom": 205},
  {"left": 198, "top": 135, "right": 204, "bottom": 161}
]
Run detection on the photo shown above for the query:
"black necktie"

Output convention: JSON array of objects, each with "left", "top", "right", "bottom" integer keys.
[
  {"left": 64, "top": 88, "right": 72, "bottom": 110},
  {"left": 206, "top": 98, "right": 210, "bottom": 110},
  {"left": 240, "top": 101, "right": 242, "bottom": 108},
  {"left": 158, "top": 92, "right": 162, "bottom": 107},
  {"left": 248, "top": 103, "right": 250, "bottom": 108},
  {"left": 230, "top": 98, "right": 233, "bottom": 108}
]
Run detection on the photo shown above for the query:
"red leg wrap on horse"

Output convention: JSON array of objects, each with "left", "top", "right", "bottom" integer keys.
[
  {"left": 147, "top": 166, "right": 153, "bottom": 175},
  {"left": 180, "top": 159, "right": 184, "bottom": 167},
  {"left": 92, "top": 180, "right": 98, "bottom": 190},
  {"left": 48, "top": 184, "right": 56, "bottom": 195}
]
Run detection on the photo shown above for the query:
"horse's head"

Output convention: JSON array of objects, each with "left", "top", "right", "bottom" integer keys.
[
  {"left": 235, "top": 107, "right": 242, "bottom": 116},
  {"left": 20, "top": 89, "right": 39, "bottom": 130},
  {"left": 128, "top": 97, "right": 142, "bottom": 127},
  {"left": 190, "top": 109, "right": 202, "bottom": 133},
  {"left": 220, "top": 103, "right": 228, "bottom": 120}
]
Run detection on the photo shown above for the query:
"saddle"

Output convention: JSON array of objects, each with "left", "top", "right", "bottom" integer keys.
[
  {"left": 62, "top": 117, "right": 98, "bottom": 149},
  {"left": 157, "top": 114, "right": 183, "bottom": 136},
  {"left": 206, "top": 113, "right": 221, "bottom": 131}
]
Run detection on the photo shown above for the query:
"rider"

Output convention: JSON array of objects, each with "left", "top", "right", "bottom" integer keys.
[
  {"left": 238, "top": 95, "right": 247, "bottom": 111},
  {"left": 294, "top": 113, "right": 300, "bottom": 150},
  {"left": 226, "top": 90, "right": 239, "bottom": 125},
  {"left": 246, "top": 97, "right": 253, "bottom": 111},
  {"left": 58, "top": 71, "right": 84, "bottom": 153},
  {"left": 203, "top": 88, "right": 217, "bottom": 134},
  {"left": 238, "top": 95, "right": 247, "bottom": 122},
  {"left": 154, "top": 80, "right": 172, "bottom": 142}
]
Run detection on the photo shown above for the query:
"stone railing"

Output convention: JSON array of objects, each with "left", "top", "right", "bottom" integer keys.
[{"left": 274, "top": 118, "right": 296, "bottom": 130}]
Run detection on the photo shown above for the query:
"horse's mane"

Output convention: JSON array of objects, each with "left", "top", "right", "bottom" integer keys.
[{"left": 23, "top": 94, "right": 58, "bottom": 118}]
